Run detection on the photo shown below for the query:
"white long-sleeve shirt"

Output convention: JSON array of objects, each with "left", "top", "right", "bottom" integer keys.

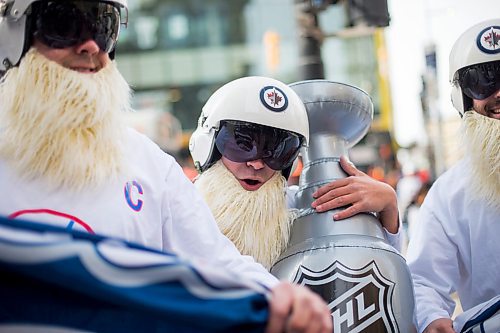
[
  {"left": 0, "top": 128, "right": 277, "bottom": 288},
  {"left": 406, "top": 159, "right": 500, "bottom": 333}
]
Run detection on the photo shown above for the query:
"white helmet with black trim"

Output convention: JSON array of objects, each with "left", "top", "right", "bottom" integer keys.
[
  {"left": 0, "top": 0, "right": 128, "bottom": 73},
  {"left": 189, "top": 76, "right": 309, "bottom": 179},
  {"left": 449, "top": 18, "right": 500, "bottom": 116}
]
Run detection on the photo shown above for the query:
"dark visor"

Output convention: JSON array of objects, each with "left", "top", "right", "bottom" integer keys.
[
  {"left": 457, "top": 61, "right": 500, "bottom": 100},
  {"left": 215, "top": 120, "right": 304, "bottom": 171},
  {"left": 33, "top": 0, "right": 124, "bottom": 53}
]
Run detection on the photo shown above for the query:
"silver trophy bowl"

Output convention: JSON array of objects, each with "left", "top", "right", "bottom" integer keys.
[{"left": 271, "top": 80, "right": 415, "bottom": 333}]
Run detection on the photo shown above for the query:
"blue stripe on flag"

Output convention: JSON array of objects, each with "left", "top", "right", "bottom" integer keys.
[{"left": 0, "top": 216, "right": 270, "bottom": 333}]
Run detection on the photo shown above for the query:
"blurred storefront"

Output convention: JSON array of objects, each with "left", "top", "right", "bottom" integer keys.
[{"left": 115, "top": 0, "right": 402, "bottom": 180}]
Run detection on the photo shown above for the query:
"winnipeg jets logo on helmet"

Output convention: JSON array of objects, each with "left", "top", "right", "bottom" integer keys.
[
  {"left": 260, "top": 86, "right": 289, "bottom": 112},
  {"left": 476, "top": 25, "right": 500, "bottom": 54}
]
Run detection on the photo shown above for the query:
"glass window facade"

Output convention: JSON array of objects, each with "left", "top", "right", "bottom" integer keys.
[{"left": 115, "top": 0, "right": 386, "bottom": 138}]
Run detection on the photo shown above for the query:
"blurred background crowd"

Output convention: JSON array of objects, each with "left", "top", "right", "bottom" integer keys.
[{"left": 115, "top": 0, "right": 499, "bottom": 255}]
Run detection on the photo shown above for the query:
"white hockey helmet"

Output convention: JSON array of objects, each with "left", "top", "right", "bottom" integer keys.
[
  {"left": 0, "top": 0, "right": 128, "bottom": 72},
  {"left": 449, "top": 18, "right": 500, "bottom": 116},
  {"left": 189, "top": 76, "right": 309, "bottom": 179}
]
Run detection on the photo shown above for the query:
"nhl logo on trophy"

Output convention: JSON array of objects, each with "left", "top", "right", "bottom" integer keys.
[
  {"left": 270, "top": 80, "right": 415, "bottom": 333},
  {"left": 293, "top": 260, "right": 398, "bottom": 332}
]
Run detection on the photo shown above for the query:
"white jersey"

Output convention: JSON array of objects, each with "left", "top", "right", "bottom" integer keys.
[
  {"left": 406, "top": 159, "right": 500, "bottom": 333},
  {"left": 0, "top": 128, "right": 277, "bottom": 288}
]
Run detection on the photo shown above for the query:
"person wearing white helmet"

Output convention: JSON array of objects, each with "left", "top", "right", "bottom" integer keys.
[
  {"left": 406, "top": 19, "right": 500, "bottom": 333},
  {"left": 0, "top": 1, "right": 334, "bottom": 332},
  {"left": 190, "top": 76, "right": 401, "bottom": 270}
]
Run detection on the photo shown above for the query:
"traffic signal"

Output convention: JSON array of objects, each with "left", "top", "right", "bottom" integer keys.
[
  {"left": 294, "top": 0, "right": 340, "bottom": 13},
  {"left": 346, "top": 0, "right": 390, "bottom": 28}
]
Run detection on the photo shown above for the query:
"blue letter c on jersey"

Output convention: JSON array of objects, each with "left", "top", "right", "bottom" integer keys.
[{"left": 124, "top": 180, "right": 144, "bottom": 212}]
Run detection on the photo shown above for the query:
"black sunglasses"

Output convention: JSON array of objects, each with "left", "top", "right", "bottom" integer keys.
[
  {"left": 215, "top": 120, "right": 304, "bottom": 171},
  {"left": 457, "top": 62, "right": 500, "bottom": 100},
  {"left": 33, "top": 0, "right": 125, "bottom": 53}
]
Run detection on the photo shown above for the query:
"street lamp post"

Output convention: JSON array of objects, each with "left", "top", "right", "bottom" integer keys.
[{"left": 294, "top": 0, "right": 327, "bottom": 80}]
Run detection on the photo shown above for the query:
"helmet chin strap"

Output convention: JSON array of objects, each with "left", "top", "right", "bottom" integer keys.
[
  {"left": 463, "top": 96, "right": 473, "bottom": 115},
  {"left": 282, "top": 165, "right": 293, "bottom": 180}
]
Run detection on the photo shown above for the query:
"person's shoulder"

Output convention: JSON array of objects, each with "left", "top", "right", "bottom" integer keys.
[
  {"left": 125, "top": 127, "right": 157, "bottom": 146},
  {"left": 126, "top": 127, "right": 165, "bottom": 151},
  {"left": 432, "top": 159, "right": 467, "bottom": 188},
  {"left": 424, "top": 160, "right": 468, "bottom": 208},
  {"left": 124, "top": 127, "right": 176, "bottom": 165}
]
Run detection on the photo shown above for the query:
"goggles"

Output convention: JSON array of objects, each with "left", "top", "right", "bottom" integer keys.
[
  {"left": 33, "top": 0, "right": 125, "bottom": 53},
  {"left": 457, "top": 62, "right": 500, "bottom": 100},
  {"left": 215, "top": 120, "right": 304, "bottom": 171}
]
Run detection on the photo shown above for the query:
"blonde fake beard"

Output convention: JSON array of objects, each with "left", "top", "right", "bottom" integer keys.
[
  {"left": 195, "top": 160, "right": 297, "bottom": 270},
  {"left": 461, "top": 111, "right": 500, "bottom": 210},
  {"left": 0, "top": 48, "right": 131, "bottom": 191}
]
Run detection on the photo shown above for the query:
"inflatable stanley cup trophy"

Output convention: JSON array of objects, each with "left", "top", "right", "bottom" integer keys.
[{"left": 270, "top": 80, "right": 415, "bottom": 333}]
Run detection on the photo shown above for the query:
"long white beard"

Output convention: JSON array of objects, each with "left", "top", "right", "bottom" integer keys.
[
  {"left": 461, "top": 111, "right": 500, "bottom": 210},
  {"left": 195, "top": 160, "right": 297, "bottom": 269},
  {"left": 0, "top": 48, "right": 131, "bottom": 191}
]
